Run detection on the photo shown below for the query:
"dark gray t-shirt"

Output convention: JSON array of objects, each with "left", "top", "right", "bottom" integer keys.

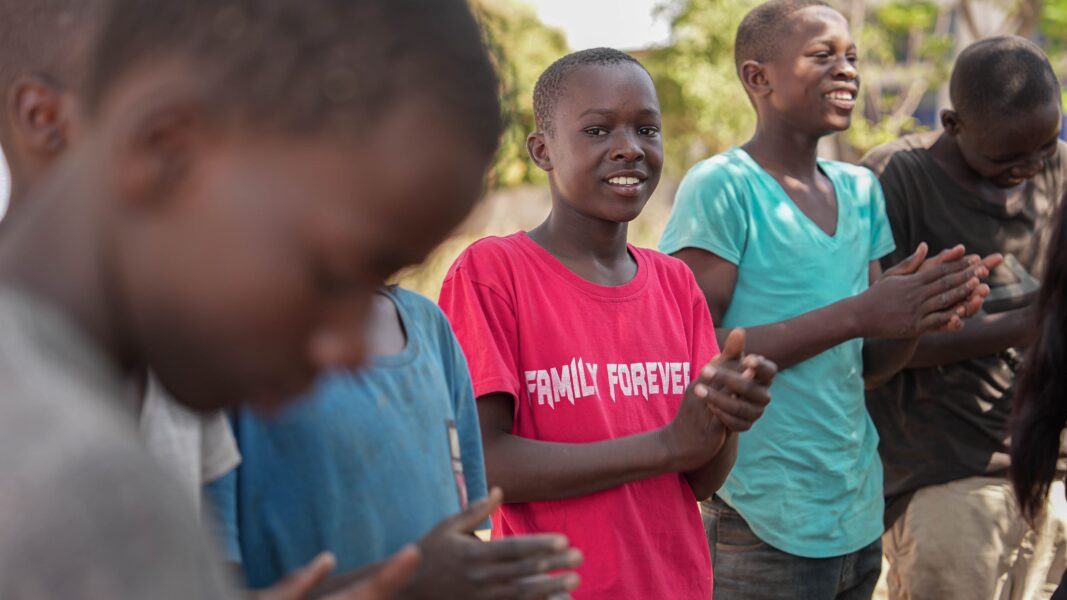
[
  {"left": 0, "top": 287, "right": 231, "bottom": 599},
  {"left": 862, "top": 133, "right": 1067, "bottom": 525}
]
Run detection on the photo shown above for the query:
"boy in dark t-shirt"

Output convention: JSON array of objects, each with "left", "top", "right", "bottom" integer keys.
[{"left": 864, "top": 36, "right": 1067, "bottom": 600}]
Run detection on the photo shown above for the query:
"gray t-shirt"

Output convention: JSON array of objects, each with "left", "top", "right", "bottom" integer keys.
[
  {"left": 863, "top": 133, "right": 1067, "bottom": 525},
  {"left": 0, "top": 287, "right": 231, "bottom": 599},
  {"left": 140, "top": 377, "right": 241, "bottom": 516}
]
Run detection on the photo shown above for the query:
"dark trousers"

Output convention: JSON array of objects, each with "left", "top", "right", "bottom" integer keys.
[{"left": 703, "top": 496, "right": 882, "bottom": 600}]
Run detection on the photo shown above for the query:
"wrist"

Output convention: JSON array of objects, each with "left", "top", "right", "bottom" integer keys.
[
  {"left": 838, "top": 294, "right": 867, "bottom": 339},
  {"left": 653, "top": 425, "right": 688, "bottom": 473}
]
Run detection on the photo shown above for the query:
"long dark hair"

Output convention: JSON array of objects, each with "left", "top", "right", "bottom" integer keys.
[{"left": 1012, "top": 195, "right": 1067, "bottom": 523}]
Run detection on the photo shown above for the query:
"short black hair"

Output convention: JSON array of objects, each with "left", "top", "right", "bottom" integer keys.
[
  {"left": 734, "top": 0, "right": 832, "bottom": 72},
  {"left": 85, "top": 0, "right": 502, "bottom": 156},
  {"left": 0, "top": 0, "right": 98, "bottom": 130},
  {"left": 950, "top": 36, "right": 1061, "bottom": 122},
  {"left": 533, "top": 47, "right": 648, "bottom": 135}
]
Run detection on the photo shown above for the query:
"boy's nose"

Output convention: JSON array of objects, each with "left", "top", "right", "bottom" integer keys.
[
  {"left": 833, "top": 58, "right": 858, "bottom": 80},
  {"left": 1011, "top": 159, "right": 1042, "bottom": 180},
  {"left": 611, "top": 134, "right": 645, "bottom": 162}
]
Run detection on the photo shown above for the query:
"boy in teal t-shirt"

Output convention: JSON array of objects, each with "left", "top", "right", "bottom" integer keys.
[{"left": 658, "top": 1, "right": 999, "bottom": 598}]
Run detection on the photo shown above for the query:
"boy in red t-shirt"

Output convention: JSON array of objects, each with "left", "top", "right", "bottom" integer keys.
[{"left": 439, "top": 48, "right": 777, "bottom": 599}]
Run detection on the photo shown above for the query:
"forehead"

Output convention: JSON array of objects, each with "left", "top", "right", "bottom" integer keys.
[
  {"left": 974, "top": 100, "right": 1062, "bottom": 151},
  {"left": 777, "top": 6, "right": 852, "bottom": 56},
  {"left": 554, "top": 63, "right": 659, "bottom": 121}
]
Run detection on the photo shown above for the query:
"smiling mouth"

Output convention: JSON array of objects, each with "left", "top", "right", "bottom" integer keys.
[
  {"left": 607, "top": 176, "right": 643, "bottom": 185},
  {"left": 825, "top": 90, "right": 856, "bottom": 110}
]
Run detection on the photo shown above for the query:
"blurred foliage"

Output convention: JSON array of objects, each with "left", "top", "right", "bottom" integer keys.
[
  {"left": 396, "top": 0, "right": 1067, "bottom": 299},
  {"left": 644, "top": 0, "right": 954, "bottom": 169},
  {"left": 473, "top": 0, "right": 567, "bottom": 188}
]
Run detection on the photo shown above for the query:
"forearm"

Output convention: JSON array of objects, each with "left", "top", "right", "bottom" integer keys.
[
  {"left": 483, "top": 428, "right": 682, "bottom": 503},
  {"left": 862, "top": 338, "right": 920, "bottom": 388},
  {"left": 725, "top": 296, "right": 862, "bottom": 370},
  {"left": 684, "top": 432, "right": 737, "bottom": 501},
  {"left": 905, "top": 307, "right": 1034, "bottom": 369}
]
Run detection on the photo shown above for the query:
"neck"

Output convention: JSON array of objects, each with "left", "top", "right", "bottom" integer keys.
[
  {"left": 529, "top": 196, "right": 630, "bottom": 266},
  {"left": 927, "top": 132, "right": 983, "bottom": 189},
  {"left": 0, "top": 152, "right": 134, "bottom": 378},
  {"left": 743, "top": 116, "right": 823, "bottom": 179}
]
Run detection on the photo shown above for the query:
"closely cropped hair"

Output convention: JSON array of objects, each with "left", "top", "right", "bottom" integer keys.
[
  {"left": 533, "top": 47, "right": 647, "bottom": 135},
  {"left": 734, "top": 0, "right": 831, "bottom": 72},
  {"left": 950, "top": 36, "right": 1060, "bottom": 122},
  {"left": 1012, "top": 195, "right": 1067, "bottom": 524},
  {"left": 85, "top": 0, "right": 502, "bottom": 155},
  {"left": 0, "top": 0, "right": 98, "bottom": 101}
]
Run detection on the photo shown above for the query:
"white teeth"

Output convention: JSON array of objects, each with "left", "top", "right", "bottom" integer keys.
[
  {"left": 607, "top": 176, "right": 641, "bottom": 185},
  {"left": 827, "top": 91, "right": 854, "bottom": 101}
]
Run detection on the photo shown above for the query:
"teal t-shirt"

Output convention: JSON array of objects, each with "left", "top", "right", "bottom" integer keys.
[{"left": 659, "top": 147, "right": 895, "bottom": 558}]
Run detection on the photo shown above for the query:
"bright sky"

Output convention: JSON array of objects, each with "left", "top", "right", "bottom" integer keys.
[{"left": 525, "top": 0, "right": 671, "bottom": 51}]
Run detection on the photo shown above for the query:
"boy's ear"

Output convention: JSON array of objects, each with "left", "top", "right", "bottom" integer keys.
[
  {"left": 739, "top": 60, "right": 771, "bottom": 98},
  {"left": 6, "top": 75, "right": 74, "bottom": 158},
  {"left": 940, "top": 109, "right": 961, "bottom": 136},
  {"left": 114, "top": 100, "right": 204, "bottom": 207},
  {"left": 526, "top": 131, "right": 553, "bottom": 172}
]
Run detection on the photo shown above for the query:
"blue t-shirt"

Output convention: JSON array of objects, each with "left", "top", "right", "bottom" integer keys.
[
  {"left": 205, "top": 287, "right": 488, "bottom": 588},
  {"left": 658, "top": 147, "right": 896, "bottom": 558}
]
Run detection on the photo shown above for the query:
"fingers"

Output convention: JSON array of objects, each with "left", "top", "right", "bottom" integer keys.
[
  {"left": 445, "top": 487, "right": 503, "bottom": 533},
  {"left": 468, "top": 534, "right": 572, "bottom": 563},
  {"left": 981, "top": 253, "right": 1004, "bottom": 271},
  {"left": 468, "top": 548, "right": 583, "bottom": 583},
  {"left": 740, "top": 354, "right": 777, "bottom": 386},
  {"left": 710, "top": 328, "right": 746, "bottom": 367},
  {"left": 694, "top": 366, "right": 770, "bottom": 432},
  {"left": 958, "top": 286, "right": 990, "bottom": 318},
  {"left": 269, "top": 552, "right": 337, "bottom": 600},
  {"left": 483, "top": 573, "right": 582, "bottom": 600},
  {"left": 918, "top": 276, "right": 982, "bottom": 314},
  {"left": 918, "top": 309, "right": 963, "bottom": 334},
  {"left": 330, "top": 545, "right": 420, "bottom": 600},
  {"left": 701, "top": 386, "right": 766, "bottom": 432},
  {"left": 914, "top": 244, "right": 964, "bottom": 274},
  {"left": 702, "top": 367, "right": 771, "bottom": 407},
  {"left": 884, "top": 242, "right": 928, "bottom": 276},
  {"left": 918, "top": 253, "right": 981, "bottom": 286}
]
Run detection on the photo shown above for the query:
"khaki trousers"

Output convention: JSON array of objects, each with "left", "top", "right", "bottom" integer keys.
[{"left": 883, "top": 477, "right": 1067, "bottom": 600}]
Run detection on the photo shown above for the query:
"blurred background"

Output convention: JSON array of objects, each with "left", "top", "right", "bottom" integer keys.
[{"left": 2, "top": 0, "right": 1065, "bottom": 298}]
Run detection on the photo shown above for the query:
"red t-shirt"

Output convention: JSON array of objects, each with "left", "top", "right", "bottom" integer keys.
[{"left": 439, "top": 232, "right": 718, "bottom": 600}]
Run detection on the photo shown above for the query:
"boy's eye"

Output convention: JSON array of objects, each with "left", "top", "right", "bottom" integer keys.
[
  {"left": 638, "top": 126, "right": 660, "bottom": 136},
  {"left": 584, "top": 127, "right": 608, "bottom": 136},
  {"left": 813, "top": 52, "right": 831, "bottom": 59}
]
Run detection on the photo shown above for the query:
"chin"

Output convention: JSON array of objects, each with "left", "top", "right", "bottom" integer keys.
[{"left": 824, "top": 115, "right": 852, "bottom": 133}]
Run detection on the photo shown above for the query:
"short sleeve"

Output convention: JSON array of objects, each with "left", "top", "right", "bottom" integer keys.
[
  {"left": 658, "top": 158, "right": 749, "bottom": 266},
  {"left": 863, "top": 171, "right": 896, "bottom": 262},
  {"left": 200, "top": 411, "right": 241, "bottom": 485},
  {"left": 689, "top": 273, "right": 721, "bottom": 377},
  {"left": 871, "top": 159, "right": 913, "bottom": 270},
  {"left": 435, "top": 315, "right": 490, "bottom": 528},
  {"left": 203, "top": 467, "right": 242, "bottom": 564},
  {"left": 439, "top": 255, "right": 520, "bottom": 401}
]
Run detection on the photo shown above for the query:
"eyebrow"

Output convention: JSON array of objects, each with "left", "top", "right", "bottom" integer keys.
[
  {"left": 578, "top": 107, "right": 661, "bottom": 118},
  {"left": 808, "top": 38, "right": 856, "bottom": 51},
  {"left": 986, "top": 135, "right": 1060, "bottom": 162}
]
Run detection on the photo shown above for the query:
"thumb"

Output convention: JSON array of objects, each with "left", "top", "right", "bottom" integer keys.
[
  {"left": 333, "top": 545, "right": 421, "bottom": 600},
  {"left": 447, "top": 487, "right": 503, "bottom": 533},
  {"left": 269, "top": 552, "right": 336, "bottom": 600},
  {"left": 711, "top": 328, "right": 746, "bottom": 367},
  {"left": 886, "top": 242, "right": 928, "bottom": 276}
]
